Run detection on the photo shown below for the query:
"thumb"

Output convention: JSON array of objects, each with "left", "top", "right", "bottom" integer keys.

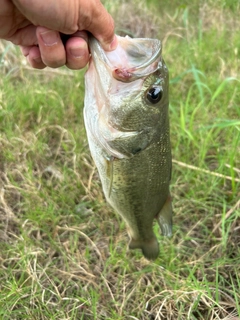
[{"left": 80, "top": 3, "right": 118, "bottom": 51}]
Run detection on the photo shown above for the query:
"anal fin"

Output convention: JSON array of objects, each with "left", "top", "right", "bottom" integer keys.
[{"left": 157, "top": 194, "right": 173, "bottom": 237}]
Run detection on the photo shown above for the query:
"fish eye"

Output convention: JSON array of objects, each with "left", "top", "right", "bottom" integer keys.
[{"left": 146, "top": 86, "right": 163, "bottom": 104}]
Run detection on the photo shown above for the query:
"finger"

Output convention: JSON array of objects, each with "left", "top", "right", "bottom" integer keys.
[
  {"left": 36, "top": 26, "right": 66, "bottom": 68},
  {"left": 28, "top": 46, "right": 46, "bottom": 69},
  {"left": 20, "top": 46, "right": 30, "bottom": 56},
  {"left": 7, "top": 24, "right": 38, "bottom": 47},
  {"left": 20, "top": 45, "right": 46, "bottom": 69},
  {"left": 78, "top": 0, "right": 118, "bottom": 52},
  {"left": 65, "top": 31, "right": 90, "bottom": 70}
]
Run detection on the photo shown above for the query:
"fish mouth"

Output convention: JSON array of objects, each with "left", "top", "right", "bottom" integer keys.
[
  {"left": 89, "top": 35, "right": 162, "bottom": 82},
  {"left": 112, "top": 62, "right": 159, "bottom": 82},
  {"left": 86, "top": 35, "right": 162, "bottom": 158}
]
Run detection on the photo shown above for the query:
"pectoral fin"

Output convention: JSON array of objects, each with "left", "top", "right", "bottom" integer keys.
[
  {"left": 157, "top": 194, "right": 173, "bottom": 237},
  {"left": 104, "top": 155, "right": 114, "bottom": 198}
]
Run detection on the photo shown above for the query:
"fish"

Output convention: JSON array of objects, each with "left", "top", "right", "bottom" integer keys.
[{"left": 84, "top": 35, "right": 172, "bottom": 260}]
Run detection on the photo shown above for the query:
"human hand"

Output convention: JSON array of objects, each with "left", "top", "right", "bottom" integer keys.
[{"left": 1, "top": 0, "right": 117, "bottom": 69}]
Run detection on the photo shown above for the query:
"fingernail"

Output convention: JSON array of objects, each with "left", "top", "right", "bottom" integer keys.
[
  {"left": 109, "top": 35, "right": 118, "bottom": 51},
  {"left": 33, "top": 56, "right": 42, "bottom": 63},
  {"left": 40, "top": 30, "right": 59, "bottom": 46},
  {"left": 69, "top": 44, "right": 88, "bottom": 59}
]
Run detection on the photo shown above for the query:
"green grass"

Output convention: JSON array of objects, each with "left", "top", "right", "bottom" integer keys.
[{"left": 0, "top": 0, "right": 240, "bottom": 319}]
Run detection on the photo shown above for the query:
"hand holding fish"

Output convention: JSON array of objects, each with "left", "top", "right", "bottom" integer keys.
[{"left": 0, "top": 0, "right": 117, "bottom": 69}]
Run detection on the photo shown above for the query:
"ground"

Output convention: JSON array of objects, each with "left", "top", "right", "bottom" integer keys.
[{"left": 0, "top": 0, "right": 239, "bottom": 319}]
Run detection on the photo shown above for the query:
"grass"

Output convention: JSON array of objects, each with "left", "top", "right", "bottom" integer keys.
[{"left": 0, "top": 0, "right": 239, "bottom": 319}]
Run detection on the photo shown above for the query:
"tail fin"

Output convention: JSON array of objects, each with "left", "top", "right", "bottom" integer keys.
[{"left": 129, "top": 236, "right": 159, "bottom": 260}]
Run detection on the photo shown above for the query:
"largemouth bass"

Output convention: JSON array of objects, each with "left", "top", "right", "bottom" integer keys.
[{"left": 84, "top": 35, "right": 172, "bottom": 260}]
